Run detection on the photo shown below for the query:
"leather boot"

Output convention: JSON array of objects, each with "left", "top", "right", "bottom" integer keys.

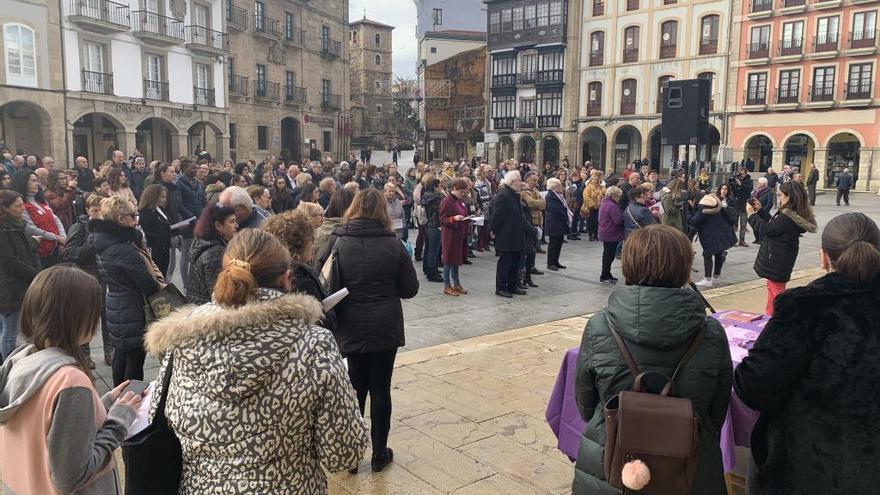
[{"left": 524, "top": 272, "right": 538, "bottom": 288}]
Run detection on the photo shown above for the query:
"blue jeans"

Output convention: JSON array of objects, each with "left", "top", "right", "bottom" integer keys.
[
  {"left": 443, "top": 265, "right": 460, "bottom": 288},
  {"left": 1, "top": 311, "right": 21, "bottom": 360},
  {"left": 423, "top": 226, "right": 441, "bottom": 275}
]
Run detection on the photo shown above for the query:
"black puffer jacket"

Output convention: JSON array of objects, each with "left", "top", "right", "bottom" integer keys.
[
  {"left": 186, "top": 238, "right": 226, "bottom": 305},
  {"left": 60, "top": 215, "right": 98, "bottom": 277},
  {"left": 690, "top": 202, "right": 737, "bottom": 256},
  {"left": 292, "top": 262, "right": 337, "bottom": 334},
  {"left": 491, "top": 186, "right": 526, "bottom": 252},
  {"left": 735, "top": 273, "right": 880, "bottom": 495},
  {"left": 421, "top": 190, "right": 442, "bottom": 228},
  {"left": 90, "top": 219, "right": 161, "bottom": 351},
  {"left": 748, "top": 207, "right": 816, "bottom": 283},
  {"left": 325, "top": 218, "right": 419, "bottom": 355},
  {"left": 0, "top": 218, "right": 40, "bottom": 314}
]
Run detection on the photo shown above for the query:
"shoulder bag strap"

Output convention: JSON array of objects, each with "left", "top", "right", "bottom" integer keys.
[
  {"left": 606, "top": 314, "right": 641, "bottom": 379},
  {"left": 662, "top": 322, "right": 707, "bottom": 395},
  {"left": 625, "top": 206, "right": 642, "bottom": 229},
  {"left": 155, "top": 353, "right": 175, "bottom": 421}
]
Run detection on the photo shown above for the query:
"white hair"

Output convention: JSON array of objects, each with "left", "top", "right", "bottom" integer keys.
[
  {"left": 546, "top": 177, "right": 562, "bottom": 191},
  {"left": 758, "top": 177, "right": 768, "bottom": 186},
  {"left": 220, "top": 186, "right": 253, "bottom": 210},
  {"left": 606, "top": 186, "right": 622, "bottom": 198},
  {"left": 500, "top": 170, "right": 522, "bottom": 187}
]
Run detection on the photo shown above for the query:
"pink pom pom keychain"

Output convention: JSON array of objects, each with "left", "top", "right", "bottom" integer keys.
[{"left": 621, "top": 459, "right": 651, "bottom": 491}]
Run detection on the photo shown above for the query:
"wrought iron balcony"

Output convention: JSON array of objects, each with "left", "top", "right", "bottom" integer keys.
[
  {"left": 518, "top": 72, "right": 537, "bottom": 84},
  {"left": 537, "top": 70, "right": 563, "bottom": 84},
  {"left": 699, "top": 38, "right": 718, "bottom": 55},
  {"left": 132, "top": 11, "right": 184, "bottom": 45},
  {"left": 810, "top": 83, "right": 834, "bottom": 102},
  {"left": 516, "top": 116, "right": 536, "bottom": 129},
  {"left": 659, "top": 42, "right": 676, "bottom": 59},
  {"left": 226, "top": 4, "right": 247, "bottom": 31},
  {"left": 623, "top": 47, "right": 638, "bottom": 63},
  {"left": 284, "top": 85, "right": 307, "bottom": 104},
  {"left": 492, "top": 74, "right": 517, "bottom": 87},
  {"left": 538, "top": 115, "right": 561, "bottom": 128},
  {"left": 776, "top": 86, "right": 799, "bottom": 104},
  {"left": 143, "top": 79, "right": 170, "bottom": 101},
  {"left": 620, "top": 99, "right": 636, "bottom": 115},
  {"left": 82, "top": 70, "right": 113, "bottom": 95},
  {"left": 813, "top": 33, "right": 839, "bottom": 52},
  {"left": 751, "top": 0, "right": 772, "bottom": 12},
  {"left": 744, "top": 89, "right": 766, "bottom": 105},
  {"left": 194, "top": 86, "right": 215, "bottom": 106},
  {"left": 68, "top": 0, "right": 130, "bottom": 32},
  {"left": 321, "top": 39, "right": 342, "bottom": 58},
  {"left": 778, "top": 37, "right": 803, "bottom": 56},
  {"left": 284, "top": 26, "right": 305, "bottom": 45},
  {"left": 748, "top": 42, "right": 769, "bottom": 59},
  {"left": 589, "top": 52, "right": 603, "bottom": 66},
  {"left": 780, "top": 0, "right": 805, "bottom": 6},
  {"left": 845, "top": 80, "right": 872, "bottom": 100},
  {"left": 253, "top": 80, "right": 280, "bottom": 101},
  {"left": 592, "top": 0, "right": 604, "bottom": 15},
  {"left": 493, "top": 117, "right": 514, "bottom": 130},
  {"left": 229, "top": 74, "right": 248, "bottom": 96},
  {"left": 185, "top": 25, "right": 228, "bottom": 55},
  {"left": 850, "top": 29, "right": 877, "bottom": 49},
  {"left": 587, "top": 102, "right": 601, "bottom": 116},
  {"left": 253, "top": 15, "right": 280, "bottom": 39},
  {"left": 321, "top": 92, "right": 342, "bottom": 109}
]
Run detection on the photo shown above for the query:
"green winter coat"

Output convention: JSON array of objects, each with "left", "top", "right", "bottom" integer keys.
[{"left": 572, "top": 285, "right": 733, "bottom": 495}]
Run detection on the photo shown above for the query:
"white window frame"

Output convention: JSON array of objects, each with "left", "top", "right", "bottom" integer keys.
[{"left": 4, "top": 23, "right": 37, "bottom": 87}]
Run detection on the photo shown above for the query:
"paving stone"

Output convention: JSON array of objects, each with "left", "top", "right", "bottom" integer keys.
[{"left": 402, "top": 408, "right": 495, "bottom": 448}]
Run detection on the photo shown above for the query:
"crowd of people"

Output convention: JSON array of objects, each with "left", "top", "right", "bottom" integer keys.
[{"left": 0, "top": 144, "right": 876, "bottom": 495}]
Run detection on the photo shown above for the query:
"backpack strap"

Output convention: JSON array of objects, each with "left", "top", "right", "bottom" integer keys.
[
  {"left": 662, "top": 322, "right": 707, "bottom": 395},
  {"left": 606, "top": 314, "right": 641, "bottom": 380}
]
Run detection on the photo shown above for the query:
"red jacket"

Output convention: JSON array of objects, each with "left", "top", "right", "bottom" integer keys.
[
  {"left": 439, "top": 194, "right": 469, "bottom": 266},
  {"left": 24, "top": 200, "right": 61, "bottom": 258}
]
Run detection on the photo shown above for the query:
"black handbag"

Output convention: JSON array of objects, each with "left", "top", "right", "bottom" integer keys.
[{"left": 121, "top": 354, "right": 182, "bottom": 495}]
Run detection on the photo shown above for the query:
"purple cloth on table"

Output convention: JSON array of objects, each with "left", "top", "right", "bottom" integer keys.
[
  {"left": 545, "top": 312, "right": 765, "bottom": 471},
  {"left": 545, "top": 347, "right": 585, "bottom": 461}
]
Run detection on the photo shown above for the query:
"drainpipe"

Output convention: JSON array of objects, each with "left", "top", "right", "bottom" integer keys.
[
  {"left": 867, "top": 148, "right": 874, "bottom": 191},
  {"left": 58, "top": 0, "right": 71, "bottom": 168}
]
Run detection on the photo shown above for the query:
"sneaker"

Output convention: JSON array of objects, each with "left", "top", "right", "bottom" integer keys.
[
  {"left": 600, "top": 277, "right": 615, "bottom": 285},
  {"left": 695, "top": 278, "right": 713, "bottom": 288},
  {"left": 712, "top": 275, "right": 721, "bottom": 281},
  {"left": 609, "top": 276, "right": 619, "bottom": 284}
]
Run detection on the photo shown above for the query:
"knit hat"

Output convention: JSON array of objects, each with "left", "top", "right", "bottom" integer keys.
[{"left": 699, "top": 194, "right": 719, "bottom": 208}]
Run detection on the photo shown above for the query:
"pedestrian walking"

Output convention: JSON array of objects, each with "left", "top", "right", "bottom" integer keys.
[
  {"left": 735, "top": 212, "right": 880, "bottom": 495},
  {"left": 597, "top": 187, "right": 623, "bottom": 284},
  {"left": 836, "top": 168, "right": 853, "bottom": 206},
  {"left": 439, "top": 178, "right": 471, "bottom": 296},
  {"left": 145, "top": 229, "right": 368, "bottom": 493},
  {"left": 747, "top": 181, "right": 816, "bottom": 315},
  {"left": 806, "top": 163, "right": 819, "bottom": 206}
]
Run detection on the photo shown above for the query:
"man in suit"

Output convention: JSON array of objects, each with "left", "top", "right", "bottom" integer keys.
[{"left": 836, "top": 168, "right": 854, "bottom": 206}]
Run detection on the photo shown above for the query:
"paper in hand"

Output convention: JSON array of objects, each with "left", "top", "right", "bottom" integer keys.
[
  {"left": 322, "top": 288, "right": 349, "bottom": 312},
  {"left": 170, "top": 216, "right": 196, "bottom": 231}
]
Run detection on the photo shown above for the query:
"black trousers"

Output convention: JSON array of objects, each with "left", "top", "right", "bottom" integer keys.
[
  {"left": 112, "top": 345, "right": 146, "bottom": 386},
  {"left": 496, "top": 250, "right": 521, "bottom": 292},
  {"left": 587, "top": 210, "right": 599, "bottom": 237},
  {"left": 601, "top": 241, "right": 617, "bottom": 279},
  {"left": 547, "top": 235, "right": 564, "bottom": 267},
  {"left": 808, "top": 183, "right": 817, "bottom": 206},
  {"left": 703, "top": 252, "right": 726, "bottom": 278},
  {"left": 152, "top": 245, "right": 171, "bottom": 278},
  {"left": 347, "top": 350, "right": 397, "bottom": 457},
  {"left": 836, "top": 189, "right": 850, "bottom": 205}
]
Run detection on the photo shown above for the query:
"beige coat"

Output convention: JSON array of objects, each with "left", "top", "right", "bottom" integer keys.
[
  {"left": 581, "top": 180, "right": 606, "bottom": 215},
  {"left": 521, "top": 188, "right": 545, "bottom": 227}
]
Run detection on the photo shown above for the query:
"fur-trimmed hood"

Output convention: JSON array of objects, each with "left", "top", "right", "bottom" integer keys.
[
  {"left": 779, "top": 208, "right": 817, "bottom": 233},
  {"left": 145, "top": 289, "right": 324, "bottom": 400}
]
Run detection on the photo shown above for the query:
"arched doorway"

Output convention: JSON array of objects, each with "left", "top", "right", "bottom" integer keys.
[
  {"left": 136, "top": 118, "right": 176, "bottom": 163},
  {"left": 826, "top": 133, "right": 861, "bottom": 188},
  {"left": 581, "top": 127, "right": 607, "bottom": 170},
  {"left": 744, "top": 134, "right": 773, "bottom": 172},
  {"left": 188, "top": 121, "right": 224, "bottom": 161},
  {"left": 649, "top": 126, "right": 664, "bottom": 173},
  {"left": 783, "top": 133, "right": 815, "bottom": 172},
  {"left": 72, "top": 112, "right": 122, "bottom": 165},
  {"left": 281, "top": 117, "right": 302, "bottom": 163},
  {"left": 613, "top": 126, "right": 642, "bottom": 172},
  {"left": 542, "top": 135, "right": 560, "bottom": 166},
  {"left": 704, "top": 125, "right": 721, "bottom": 163},
  {"left": 518, "top": 135, "right": 536, "bottom": 163},
  {"left": 499, "top": 136, "right": 514, "bottom": 161},
  {"left": 0, "top": 101, "right": 51, "bottom": 157}
]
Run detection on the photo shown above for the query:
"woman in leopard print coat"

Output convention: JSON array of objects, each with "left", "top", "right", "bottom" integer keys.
[{"left": 145, "top": 229, "right": 368, "bottom": 494}]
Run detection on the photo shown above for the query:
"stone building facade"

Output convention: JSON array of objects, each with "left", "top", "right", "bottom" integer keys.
[
  {"left": 226, "top": 0, "right": 350, "bottom": 163},
  {"left": 0, "top": 0, "right": 67, "bottom": 164},
  {"left": 349, "top": 17, "right": 394, "bottom": 148}
]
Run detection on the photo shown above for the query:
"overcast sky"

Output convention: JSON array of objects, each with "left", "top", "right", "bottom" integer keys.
[{"left": 349, "top": 0, "right": 418, "bottom": 80}]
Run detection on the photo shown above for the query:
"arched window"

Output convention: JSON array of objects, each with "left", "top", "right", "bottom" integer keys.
[
  {"left": 700, "top": 15, "right": 720, "bottom": 54},
  {"left": 3, "top": 23, "right": 37, "bottom": 87},
  {"left": 659, "top": 21, "right": 678, "bottom": 59},
  {"left": 657, "top": 75, "right": 674, "bottom": 113},
  {"left": 375, "top": 54, "right": 381, "bottom": 65},
  {"left": 623, "top": 26, "right": 639, "bottom": 63},
  {"left": 589, "top": 31, "right": 604, "bottom": 66},
  {"left": 621, "top": 79, "right": 637, "bottom": 115},
  {"left": 587, "top": 81, "right": 603, "bottom": 116}
]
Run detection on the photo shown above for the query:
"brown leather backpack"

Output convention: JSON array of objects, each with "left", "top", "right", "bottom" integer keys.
[{"left": 603, "top": 316, "right": 705, "bottom": 495}]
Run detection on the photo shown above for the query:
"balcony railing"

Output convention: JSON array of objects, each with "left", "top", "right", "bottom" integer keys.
[
  {"left": 587, "top": 102, "right": 601, "bottom": 116},
  {"left": 253, "top": 15, "right": 280, "bottom": 39},
  {"left": 751, "top": 0, "right": 772, "bottom": 12},
  {"left": 776, "top": 86, "right": 799, "bottom": 103},
  {"left": 748, "top": 42, "right": 770, "bottom": 58},
  {"left": 813, "top": 33, "right": 839, "bottom": 52},
  {"left": 699, "top": 38, "right": 718, "bottom": 55},
  {"left": 321, "top": 92, "right": 342, "bottom": 109},
  {"left": 845, "top": 80, "right": 872, "bottom": 100},
  {"left": 623, "top": 47, "right": 638, "bottom": 63},
  {"left": 780, "top": 0, "right": 805, "bottom": 6},
  {"left": 322, "top": 39, "right": 342, "bottom": 58},
  {"left": 185, "top": 25, "right": 227, "bottom": 53},
  {"left": 229, "top": 74, "right": 248, "bottom": 96},
  {"left": 143, "top": 79, "right": 169, "bottom": 101},
  {"left": 589, "top": 51, "right": 604, "bottom": 66},
  {"left": 626, "top": 0, "right": 639, "bottom": 10},
  {"left": 493, "top": 117, "right": 514, "bottom": 129},
  {"left": 745, "top": 89, "right": 766, "bottom": 105},
  {"left": 538, "top": 115, "right": 561, "bottom": 127},
  {"left": 132, "top": 11, "right": 184, "bottom": 43},
  {"left": 779, "top": 37, "right": 803, "bottom": 56},
  {"left": 492, "top": 74, "right": 517, "bottom": 87},
  {"left": 253, "top": 80, "right": 280, "bottom": 101},
  {"left": 68, "top": 0, "right": 130, "bottom": 30},
  {"left": 284, "top": 85, "right": 307, "bottom": 104},
  {"left": 537, "top": 69, "right": 563, "bottom": 84},
  {"left": 194, "top": 86, "right": 215, "bottom": 106},
  {"left": 592, "top": 0, "right": 604, "bottom": 15},
  {"left": 659, "top": 43, "right": 676, "bottom": 59},
  {"left": 850, "top": 29, "right": 877, "bottom": 49},
  {"left": 284, "top": 27, "right": 305, "bottom": 45},
  {"left": 82, "top": 70, "right": 113, "bottom": 94},
  {"left": 518, "top": 71, "right": 537, "bottom": 84},
  {"left": 516, "top": 116, "right": 536, "bottom": 128},
  {"left": 620, "top": 99, "right": 636, "bottom": 115},
  {"left": 810, "top": 83, "right": 834, "bottom": 101},
  {"left": 226, "top": 4, "right": 247, "bottom": 31}
]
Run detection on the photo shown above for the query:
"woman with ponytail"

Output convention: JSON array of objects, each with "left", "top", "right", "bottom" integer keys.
[
  {"left": 145, "top": 228, "right": 367, "bottom": 494},
  {"left": 735, "top": 212, "right": 880, "bottom": 495}
]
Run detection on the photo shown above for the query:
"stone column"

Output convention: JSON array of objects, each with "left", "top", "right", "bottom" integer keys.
[
  {"left": 218, "top": 134, "right": 231, "bottom": 163},
  {"left": 813, "top": 147, "right": 828, "bottom": 189},
  {"left": 771, "top": 148, "right": 785, "bottom": 171},
  {"left": 858, "top": 147, "right": 877, "bottom": 192},
  {"left": 172, "top": 133, "right": 189, "bottom": 159},
  {"left": 605, "top": 132, "right": 615, "bottom": 174},
  {"left": 535, "top": 137, "right": 544, "bottom": 173},
  {"left": 117, "top": 130, "right": 137, "bottom": 155}
]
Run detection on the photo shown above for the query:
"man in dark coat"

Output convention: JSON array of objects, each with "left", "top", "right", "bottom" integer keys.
[
  {"left": 729, "top": 166, "right": 753, "bottom": 246},
  {"left": 836, "top": 168, "right": 853, "bottom": 206},
  {"left": 175, "top": 159, "right": 206, "bottom": 288},
  {"left": 73, "top": 156, "right": 95, "bottom": 192},
  {"left": 491, "top": 172, "right": 526, "bottom": 298}
]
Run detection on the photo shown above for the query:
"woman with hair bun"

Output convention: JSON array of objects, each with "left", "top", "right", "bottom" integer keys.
[
  {"left": 735, "top": 212, "right": 880, "bottom": 495},
  {"left": 145, "top": 228, "right": 367, "bottom": 494}
]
